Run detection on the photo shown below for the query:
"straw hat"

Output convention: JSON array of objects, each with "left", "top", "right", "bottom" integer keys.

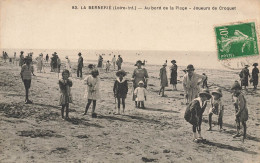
[
  {"left": 211, "top": 88, "right": 222, "bottom": 97},
  {"left": 253, "top": 63, "right": 258, "bottom": 66},
  {"left": 186, "top": 64, "right": 195, "bottom": 71},
  {"left": 88, "top": 64, "right": 94, "bottom": 69},
  {"left": 171, "top": 60, "right": 176, "bottom": 63},
  {"left": 91, "top": 69, "right": 99, "bottom": 76},
  {"left": 198, "top": 89, "right": 211, "bottom": 99},
  {"left": 135, "top": 60, "right": 143, "bottom": 66},
  {"left": 231, "top": 81, "right": 241, "bottom": 90},
  {"left": 24, "top": 56, "right": 32, "bottom": 62},
  {"left": 138, "top": 80, "right": 144, "bottom": 85},
  {"left": 116, "top": 69, "right": 126, "bottom": 77}
]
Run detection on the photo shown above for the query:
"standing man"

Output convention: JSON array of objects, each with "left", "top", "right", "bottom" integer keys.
[
  {"left": 112, "top": 55, "right": 116, "bottom": 69},
  {"left": 116, "top": 55, "right": 123, "bottom": 70},
  {"left": 240, "top": 65, "right": 250, "bottom": 90},
  {"left": 77, "top": 52, "right": 84, "bottom": 78}
]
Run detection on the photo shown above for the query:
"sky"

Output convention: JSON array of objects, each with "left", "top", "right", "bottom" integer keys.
[{"left": 1, "top": 0, "right": 260, "bottom": 51}]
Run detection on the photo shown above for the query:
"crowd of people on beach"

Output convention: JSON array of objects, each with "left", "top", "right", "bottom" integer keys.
[{"left": 1, "top": 50, "right": 259, "bottom": 142}]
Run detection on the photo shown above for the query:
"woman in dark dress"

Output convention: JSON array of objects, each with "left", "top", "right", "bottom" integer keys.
[
  {"left": 252, "top": 63, "right": 259, "bottom": 90},
  {"left": 240, "top": 65, "right": 250, "bottom": 90},
  {"left": 170, "top": 60, "right": 178, "bottom": 90},
  {"left": 97, "top": 55, "right": 103, "bottom": 68}
]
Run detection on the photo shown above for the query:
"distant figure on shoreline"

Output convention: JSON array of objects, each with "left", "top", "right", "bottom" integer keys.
[
  {"left": 105, "top": 60, "right": 111, "bottom": 72},
  {"left": 36, "top": 53, "right": 44, "bottom": 73},
  {"left": 170, "top": 60, "right": 178, "bottom": 91},
  {"left": 97, "top": 55, "right": 103, "bottom": 68},
  {"left": 252, "top": 63, "right": 259, "bottom": 90},
  {"left": 239, "top": 65, "right": 250, "bottom": 90},
  {"left": 46, "top": 54, "right": 49, "bottom": 63},
  {"left": 202, "top": 73, "right": 208, "bottom": 89},
  {"left": 183, "top": 64, "right": 206, "bottom": 103},
  {"left": 116, "top": 55, "right": 123, "bottom": 70},
  {"left": 65, "top": 56, "right": 72, "bottom": 77},
  {"left": 112, "top": 55, "right": 116, "bottom": 69},
  {"left": 77, "top": 52, "right": 84, "bottom": 78},
  {"left": 19, "top": 51, "right": 24, "bottom": 67}
]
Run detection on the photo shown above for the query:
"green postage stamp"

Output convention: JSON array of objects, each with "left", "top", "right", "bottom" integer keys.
[{"left": 215, "top": 22, "right": 259, "bottom": 60}]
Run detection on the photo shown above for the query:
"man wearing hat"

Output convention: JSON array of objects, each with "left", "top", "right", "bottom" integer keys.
[
  {"left": 116, "top": 55, "right": 123, "bottom": 70},
  {"left": 170, "top": 60, "right": 178, "bottom": 91},
  {"left": 183, "top": 64, "right": 206, "bottom": 103},
  {"left": 240, "top": 65, "right": 250, "bottom": 90},
  {"left": 20, "top": 56, "right": 34, "bottom": 104},
  {"left": 77, "top": 52, "right": 84, "bottom": 78},
  {"left": 252, "top": 63, "right": 259, "bottom": 90}
]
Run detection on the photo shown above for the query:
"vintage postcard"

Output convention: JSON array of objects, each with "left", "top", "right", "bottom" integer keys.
[{"left": 0, "top": 0, "right": 260, "bottom": 162}]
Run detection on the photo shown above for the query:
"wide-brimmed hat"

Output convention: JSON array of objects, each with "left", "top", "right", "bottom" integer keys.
[
  {"left": 135, "top": 60, "right": 143, "bottom": 66},
  {"left": 88, "top": 64, "right": 94, "bottom": 69},
  {"left": 163, "top": 63, "right": 167, "bottom": 66},
  {"left": 211, "top": 88, "right": 222, "bottom": 97},
  {"left": 78, "top": 52, "right": 82, "bottom": 56},
  {"left": 245, "top": 65, "right": 249, "bottom": 67},
  {"left": 62, "top": 69, "right": 70, "bottom": 76},
  {"left": 24, "top": 56, "right": 32, "bottom": 61},
  {"left": 186, "top": 64, "right": 195, "bottom": 71},
  {"left": 198, "top": 89, "right": 211, "bottom": 99},
  {"left": 231, "top": 81, "right": 241, "bottom": 90},
  {"left": 253, "top": 63, "right": 258, "bottom": 66},
  {"left": 138, "top": 80, "right": 144, "bottom": 85},
  {"left": 54, "top": 52, "right": 57, "bottom": 54},
  {"left": 91, "top": 69, "right": 99, "bottom": 76},
  {"left": 171, "top": 60, "right": 176, "bottom": 63},
  {"left": 20, "top": 51, "right": 24, "bottom": 54},
  {"left": 116, "top": 70, "right": 126, "bottom": 77}
]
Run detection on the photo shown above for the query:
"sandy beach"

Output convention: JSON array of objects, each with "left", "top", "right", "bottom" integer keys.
[{"left": 0, "top": 59, "right": 259, "bottom": 163}]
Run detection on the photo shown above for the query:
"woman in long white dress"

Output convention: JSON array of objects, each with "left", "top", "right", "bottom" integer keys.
[
  {"left": 36, "top": 54, "right": 43, "bottom": 73},
  {"left": 183, "top": 64, "right": 206, "bottom": 103},
  {"left": 65, "top": 56, "right": 72, "bottom": 77}
]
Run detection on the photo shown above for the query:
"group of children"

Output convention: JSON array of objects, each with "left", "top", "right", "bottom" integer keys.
[
  {"left": 57, "top": 68, "right": 148, "bottom": 118},
  {"left": 19, "top": 56, "right": 249, "bottom": 142},
  {"left": 185, "top": 81, "right": 248, "bottom": 142}
]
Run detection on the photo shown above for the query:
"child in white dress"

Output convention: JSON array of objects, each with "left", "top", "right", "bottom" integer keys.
[
  {"left": 134, "top": 81, "right": 148, "bottom": 109},
  {"left": 83, "top": 69, "right": 100, "bottom": 118}
]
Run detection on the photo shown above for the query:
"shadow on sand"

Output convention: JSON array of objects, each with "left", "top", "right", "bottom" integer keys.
[
  {"left": 139, "top": 107, "right": 180, "bottom": 113},
  {"left": 202, "top": 140, "right": 258, "bottom": 155},
  {"left": 67, "top": 117, "right": 104, "bottom": 128}
]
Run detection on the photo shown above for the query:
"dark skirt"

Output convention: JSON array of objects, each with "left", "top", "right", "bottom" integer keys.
[
  {"left": 170, "top": 72, "right": 177, "bottom": 84},
  {"left": 241, "top": 77, "right": 249, "bottom": 86}
]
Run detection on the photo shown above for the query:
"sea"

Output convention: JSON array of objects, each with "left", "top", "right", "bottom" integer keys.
[{"left": 1, "top": 49, "right": 226, "bottom": 69}]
